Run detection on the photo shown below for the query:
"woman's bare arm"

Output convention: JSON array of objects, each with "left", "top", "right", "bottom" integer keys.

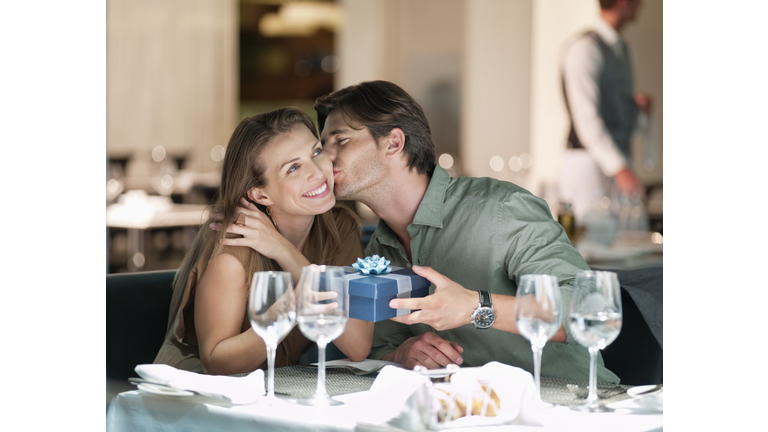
[{"left": 194, "top": 253, "right": 272, "bottom": 375}]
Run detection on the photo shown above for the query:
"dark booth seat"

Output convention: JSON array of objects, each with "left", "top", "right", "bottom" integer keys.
[
  {"left": 106, "top": 270, "right": 175, "bottom": 381},
  {"left": 596, "top": 266, "right": 663, "bottom": 386}
]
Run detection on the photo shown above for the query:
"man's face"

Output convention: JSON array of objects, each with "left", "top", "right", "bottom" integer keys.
[
  {"left": 321, "top": 110, "right": 387, "bottom": 202},
  {"left": 620, "top": 0, "right": 641, "bottom": 22}
]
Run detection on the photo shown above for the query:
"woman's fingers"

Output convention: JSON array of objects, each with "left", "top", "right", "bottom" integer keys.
[{"left": 235, "top": 212, "right": 246, "bottom": 227}]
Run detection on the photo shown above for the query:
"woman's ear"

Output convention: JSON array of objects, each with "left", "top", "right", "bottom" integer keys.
[{"left": 247, "top": 187, "right": 273, "bottom": 207}]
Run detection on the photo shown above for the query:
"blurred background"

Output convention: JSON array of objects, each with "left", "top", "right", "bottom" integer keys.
[{"left": 106, "top": 0, "right": 662, "bottom": 273}]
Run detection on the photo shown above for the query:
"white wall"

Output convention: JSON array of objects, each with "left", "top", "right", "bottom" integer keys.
[
  {"left": 462, "top": 0, "right": 532, "bottom": 185},
  {"left": 107, "top": 0, "right": 238, "bottom": 177},
  {"left": 334, "top": 0, "right": 388, "bottom": 89}
]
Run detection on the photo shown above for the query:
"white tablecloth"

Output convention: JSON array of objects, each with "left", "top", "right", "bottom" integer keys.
[{"left": 107, "top": 389, "right": 663, "bottom": 432}]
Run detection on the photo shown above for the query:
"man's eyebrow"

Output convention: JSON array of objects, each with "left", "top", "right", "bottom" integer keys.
[{"left": 321, "top": 128, "right": 349, "bottom": 145}]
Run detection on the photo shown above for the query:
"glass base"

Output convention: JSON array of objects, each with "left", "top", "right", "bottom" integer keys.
[
  {"left": 570, "top": 402, "right": 613, "bottom": 413},
  {"left": 261, "top": 394, "right": 285, "bottom": 406},
  {"left": 294, "top": 394, "right": 344, "bottom": 406}
]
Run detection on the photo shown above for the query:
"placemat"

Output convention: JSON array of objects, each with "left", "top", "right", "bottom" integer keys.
[
  {"left": 271, "top": 365, "right": 652, "bottom": 407},
  {"left": 540, "top": 376, "right": 638, "bottom": 406},
  {"left": 273, "top": 365, "right": 378, "bottom": 399}
]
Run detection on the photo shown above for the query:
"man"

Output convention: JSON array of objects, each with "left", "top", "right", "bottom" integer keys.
[
  {"left": 560, "top": 0, "right": 652, "bottom": 221},
  {"left": 315, "top": 80, "right": 619, "bottom": 383}
]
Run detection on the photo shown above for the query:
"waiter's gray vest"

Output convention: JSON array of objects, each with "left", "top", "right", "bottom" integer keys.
[{"left": 563, "top": 31, "right": 638, "bottom": 161}]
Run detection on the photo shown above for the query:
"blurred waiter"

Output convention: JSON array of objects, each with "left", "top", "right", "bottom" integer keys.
[{"left": 559, "top": 0, "right": 652, "bottom": 221}]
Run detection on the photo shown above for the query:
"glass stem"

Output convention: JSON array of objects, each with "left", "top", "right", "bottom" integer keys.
[
  {"left": 531, "top": 343, "right": 543, "bottom": 402},
  {"left": 316, "top": 339, "right": 328, "bottom": 397},
  {"left": 586, "top": 346, "right": 599, "bottom": 405},
  {"left": 266, "top": 342, "right": 276, "bottom": 399}
]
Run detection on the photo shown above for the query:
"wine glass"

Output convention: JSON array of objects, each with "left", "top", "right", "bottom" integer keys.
[
  {"left": 569, "top": 270, "right": 623, "bottom": 412},
  {"left": 514, "top": 274, "right": 563, "bottom": 407},
  {"left": 296, "top": 265, "right": 348, "bottom": 406},
  {"left": 248, "top": 271, "right": 296, "bottom": 402}
]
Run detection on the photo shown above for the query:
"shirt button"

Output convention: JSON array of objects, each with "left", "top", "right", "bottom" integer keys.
[{"left": 407, "top": 263, "right": 412, "bottom": 268}]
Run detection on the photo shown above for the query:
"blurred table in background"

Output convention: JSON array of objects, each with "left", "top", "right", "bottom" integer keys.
[
  {"left": 107, "top": 191, "right": 209, "bottom": 272},
  {"left": 576, "top": 232, "right": 663, "bottom": 271}
]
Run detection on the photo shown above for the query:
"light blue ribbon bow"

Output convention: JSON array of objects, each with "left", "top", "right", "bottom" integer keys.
[{"left": 351, "top": 255, "right": 392, "bottom": 275}]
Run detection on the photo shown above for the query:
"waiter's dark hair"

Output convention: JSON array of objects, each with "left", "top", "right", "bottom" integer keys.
[
  {"left": 599, "top": 0, "right": 617, "bottom": 8},
  {"left": 314, "top": 80, "right": 436, "bottom": 176}
]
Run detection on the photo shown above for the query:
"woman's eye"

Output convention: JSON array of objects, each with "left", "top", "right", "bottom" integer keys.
[
  {"left": 313, "top": 147, "right": 323, "bottom": 157},
  {"left": 287, "top": 164, "right": 299, "bottom": 174}
]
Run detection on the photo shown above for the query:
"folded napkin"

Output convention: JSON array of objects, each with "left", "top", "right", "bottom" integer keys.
[
  {"left": 134, "top": 364, "right": 265, "bottom": 405},
  {"left": 360, "top": 362, "right": 543, "bottom": 430}
]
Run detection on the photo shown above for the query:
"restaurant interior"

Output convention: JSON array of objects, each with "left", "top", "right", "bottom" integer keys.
[
  {"left": 104, "top": 0, "right": 665, "bottom": 429},
  {"left": 106, "top": 0, "right": 663, "bottom": 275}
]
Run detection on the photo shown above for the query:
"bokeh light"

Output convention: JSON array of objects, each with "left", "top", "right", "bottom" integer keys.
[
  {"left": 520, "top": 153, "right": 532, "bottom": 169},
  {"left": 489, "top": 156, "right": 504, "bottom": 172},
  {"left": 508, "top": 156, "right": 522, "bottom": 172},
  {"left": 152, "top": 145, "right": 166, "bottom": 162},
  {"left": 321, "top": 55, "right": 340, "bottom": 73},
  {"left": 438, "top": 153, "right": 454, "bottom": 169},
  {"left": 651, "top": 232, "right": 663, "bottom": 244},
  {"left": 211, "top": 145, "right": 226, "bottom": 162}
]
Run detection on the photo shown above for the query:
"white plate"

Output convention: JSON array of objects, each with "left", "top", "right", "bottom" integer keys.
[
  {"left": 626, "top": 385, "right": 660, "bottom": 398},
  {"left": 137, "top": 382, "right": 195, "bottom": 397},
  {"left": 636, "top": 393, "right": 663, "bottom": 411}
]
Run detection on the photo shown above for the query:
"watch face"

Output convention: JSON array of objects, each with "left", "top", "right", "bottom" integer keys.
[{"left": 474, "top": 308, "right": 495, "bottom": 328}]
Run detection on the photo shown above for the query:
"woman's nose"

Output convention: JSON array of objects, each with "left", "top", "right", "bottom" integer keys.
[{"left": 308, "top": 159, "right": 324, "bottom": 182}]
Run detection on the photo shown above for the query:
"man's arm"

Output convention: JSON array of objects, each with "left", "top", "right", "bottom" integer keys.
[{"left": 390, "top": 266, "right": 567, "bottom": 341}]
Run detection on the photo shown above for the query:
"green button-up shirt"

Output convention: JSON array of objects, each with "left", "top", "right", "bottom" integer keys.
[{"left": 365, "top": 166, "right": 619, "bottom": 383}]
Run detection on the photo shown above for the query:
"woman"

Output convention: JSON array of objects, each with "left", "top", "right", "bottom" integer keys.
[{"left": 153, "top": 107, "right": 373, "bottom": 375}]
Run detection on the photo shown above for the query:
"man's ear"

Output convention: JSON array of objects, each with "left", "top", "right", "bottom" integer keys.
[
  {"left": 384, "top": 128, "right": 406, "bottom": 158},
  {"left": 247, "top": 187, "right": 273, "bottom": 207}
]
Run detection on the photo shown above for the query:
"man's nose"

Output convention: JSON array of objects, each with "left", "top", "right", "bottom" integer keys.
[{"left": 324, "top": 141, "right": 337, "bottom": 162}]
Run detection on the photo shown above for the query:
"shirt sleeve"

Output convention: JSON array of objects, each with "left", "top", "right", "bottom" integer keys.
[
  {"left": 501, "top": 191, "right": 591, "bottom": 343},
  {"left": 563, "top": 35, "right": 628, "bottom": 177}
]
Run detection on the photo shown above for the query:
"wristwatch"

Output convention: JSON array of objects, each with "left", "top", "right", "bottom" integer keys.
[{"left": 471, "top": 290, "right": 495, "bottom": 329}]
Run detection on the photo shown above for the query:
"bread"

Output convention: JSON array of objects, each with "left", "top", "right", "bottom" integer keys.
[{"left": 435, "top": 381, "right": 501, "bottom": 422}]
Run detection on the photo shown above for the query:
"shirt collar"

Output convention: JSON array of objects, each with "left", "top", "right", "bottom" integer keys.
[
  {"left": 593, "top": 17, "right": 621, "bottom": 47},
  {"left": 411, "top": 165, "right": 449, "bottom": 229}
]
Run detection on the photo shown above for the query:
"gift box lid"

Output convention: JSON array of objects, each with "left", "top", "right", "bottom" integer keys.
[{"left": 343, "top": 266, "right": 430, "bottom": 299}]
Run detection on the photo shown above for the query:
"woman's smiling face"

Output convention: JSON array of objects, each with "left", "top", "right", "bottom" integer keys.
[{"left": 253, "top": 123, "right": 335, "bottom": 217}]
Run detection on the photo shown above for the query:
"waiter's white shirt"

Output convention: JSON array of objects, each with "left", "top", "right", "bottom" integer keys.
[{"left": 562, "top": 18, "right": 636, "bottom": 177}]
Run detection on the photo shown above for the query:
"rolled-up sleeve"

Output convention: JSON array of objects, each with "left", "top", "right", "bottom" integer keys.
[{"left": 501, "top": 192, "right": 590, "bottom": 343}]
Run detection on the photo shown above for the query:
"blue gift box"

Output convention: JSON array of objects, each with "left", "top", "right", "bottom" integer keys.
[{"left": 343, "top": 266, "right": 431, "bottom": 322}]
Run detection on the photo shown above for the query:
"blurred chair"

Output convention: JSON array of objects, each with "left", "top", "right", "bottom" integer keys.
[
  {"left": 106, "top": 270, "right": 176, "bottom": 381},
  {"left": 596, "top": 266, "right": 663, "bottom": 385}
]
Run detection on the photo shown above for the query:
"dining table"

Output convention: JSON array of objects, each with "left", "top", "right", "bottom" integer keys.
[{"left": 106, "top": 363, "right": 663, "bottom": 432}]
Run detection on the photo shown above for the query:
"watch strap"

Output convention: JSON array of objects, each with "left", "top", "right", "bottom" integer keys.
[{"left": 478, "top": 290, "right": 492, "bottom": 307}]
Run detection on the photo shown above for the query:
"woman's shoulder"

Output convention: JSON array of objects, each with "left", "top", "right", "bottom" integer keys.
[
  {"left": 219, "top": 243, "right": 251, "bottom": 269},
  {"left": 194, "top": 230, "right": 251, "bottom": 273}
]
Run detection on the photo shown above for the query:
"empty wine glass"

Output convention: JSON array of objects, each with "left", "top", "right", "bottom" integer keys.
[
  {"left": 569, "top": 270, "right": 623, "bottom": 413},
  {"left": 248, "top": 271, "right": 296, "bottom": 402},
  {"left": 514, "top": 274, "right": 562, "bottom": 406},
  {"left": 296, "top": 265, "right": 348, "bottom": 406}
]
